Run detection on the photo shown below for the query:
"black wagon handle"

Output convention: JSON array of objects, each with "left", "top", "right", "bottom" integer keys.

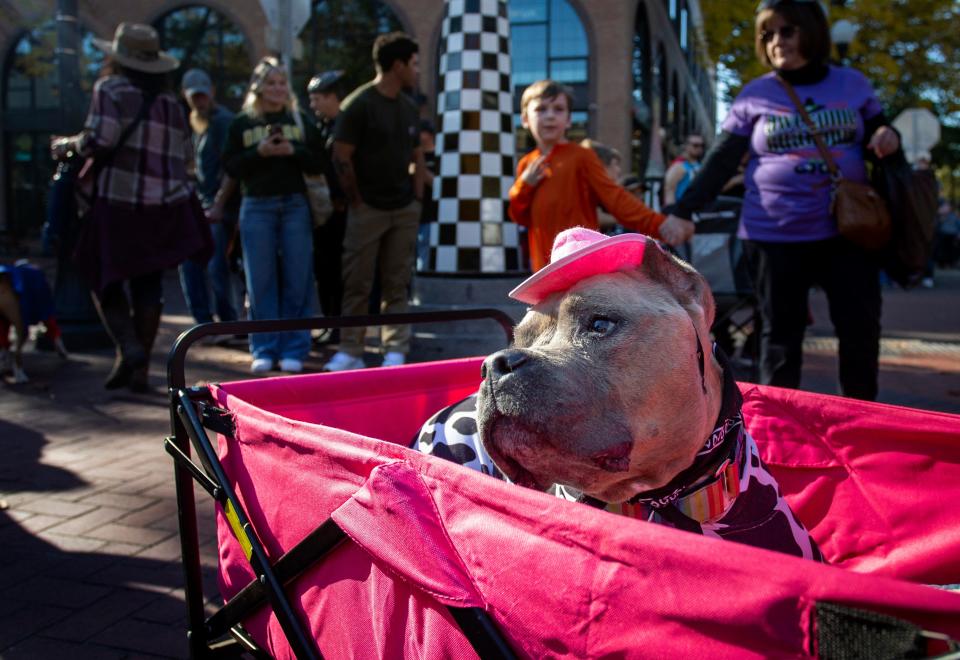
[{"left": 167, "top": 308, "right": 515, "bottom": 391}]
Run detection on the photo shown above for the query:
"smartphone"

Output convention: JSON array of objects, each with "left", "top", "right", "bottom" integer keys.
[{"left": 267, "top": 124, "right": 283, "bottom": 136}]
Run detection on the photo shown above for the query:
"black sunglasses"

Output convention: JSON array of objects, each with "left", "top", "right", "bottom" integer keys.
[
  {"left": 756, "top": 0, "right": 817, "bottom": 11},
  {"left": 760, "top": 24, "right": 798, "bottom": 43}
]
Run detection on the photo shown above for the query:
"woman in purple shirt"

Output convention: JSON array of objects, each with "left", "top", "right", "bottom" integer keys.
[{"left": 666, "top": 0, "right": 900, "bottom": 401}]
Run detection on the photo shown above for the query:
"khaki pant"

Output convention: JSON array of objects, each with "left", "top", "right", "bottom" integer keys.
[{"left": 338, "top": 200, "right": 420, "bottom": 356}]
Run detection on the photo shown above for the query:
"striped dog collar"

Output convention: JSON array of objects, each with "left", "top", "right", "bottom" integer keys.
[{"left": 605, "top": 430, "right": 743, "bottom": 523}]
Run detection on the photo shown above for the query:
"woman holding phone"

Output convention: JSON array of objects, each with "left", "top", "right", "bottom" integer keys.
[{"left": 218, "top": 57, "right": 324, "bottom": 374}]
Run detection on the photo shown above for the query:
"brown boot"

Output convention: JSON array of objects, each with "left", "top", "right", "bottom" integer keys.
[
  {"left": 129, "top": 304, "right": 162, "bottom": 393},
  {"left": 91, "top": 292, "right": 147, "bottom": 390}
]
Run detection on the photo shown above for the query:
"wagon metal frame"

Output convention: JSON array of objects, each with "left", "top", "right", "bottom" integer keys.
[{"left": 166, "top": 310, "right": 516, "bottom": 659}]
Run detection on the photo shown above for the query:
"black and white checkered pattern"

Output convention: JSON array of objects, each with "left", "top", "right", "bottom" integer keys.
[{"left": 427, "top": 0, "right": 522, "bottom": 274}]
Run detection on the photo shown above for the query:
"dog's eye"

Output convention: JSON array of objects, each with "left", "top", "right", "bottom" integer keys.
[{"left": 587, "top": 316, "right": 617, "bottom": 336}]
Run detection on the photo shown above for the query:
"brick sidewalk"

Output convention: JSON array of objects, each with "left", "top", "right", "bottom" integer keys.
[{"left": 1, "top": 265, "right": 959, "bottom": 657}]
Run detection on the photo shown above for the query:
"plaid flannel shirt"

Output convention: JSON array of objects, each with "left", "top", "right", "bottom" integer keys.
[{"left": 77, "top": 75, "right": 194, "bottom": 208}]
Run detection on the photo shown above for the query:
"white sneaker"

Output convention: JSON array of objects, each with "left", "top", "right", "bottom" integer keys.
[
  {"left": 279, "top": 358, "right": 303, "bottom": 373},
  {"left": 922, "top": 277, "right": 935, "bottom": 289},
  {"left": 381, "top": 351, "right": 406, "bottom": 367},
  {"left": 251, "top": 357, "right": 273, "bottom": 374},
  {"left": 323, "top": 351, "right": 365, "bottom": 372}
]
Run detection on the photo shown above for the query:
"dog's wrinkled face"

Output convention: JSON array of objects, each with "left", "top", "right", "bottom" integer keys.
[{"left": 477, "top": 243, "right": 719, "bottom": 503}]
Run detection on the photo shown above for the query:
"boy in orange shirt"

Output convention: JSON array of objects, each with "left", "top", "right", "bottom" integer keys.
[{"left": 509, "top": 80, "right": 694, "bottom": 271}]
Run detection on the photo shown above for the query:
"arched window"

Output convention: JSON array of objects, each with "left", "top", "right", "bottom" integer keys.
[
  {"left": 509, "top": 0, "right": 590, "bottom": 150},
  {"left": 3, "top": 22, "right": 103, "bottom": 113},
  {"left": 154, "top": 5, "right": 251, "bottom": 110},
  {"left": 631, "top": 2, "right": 652, "bottom": 178},
  {"left": 2, "top": 21, "right": 103, "bottom": 237},
  {"left": 680, "top": 5, "right": 689, "bottom": 51},
  {"left": 294, "top": 0, "right": 404, "bottom": 101}
]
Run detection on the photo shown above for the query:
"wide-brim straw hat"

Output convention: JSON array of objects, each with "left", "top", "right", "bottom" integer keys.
[{"left": 93, "top": 23, "right": 179, "bottom": 74}]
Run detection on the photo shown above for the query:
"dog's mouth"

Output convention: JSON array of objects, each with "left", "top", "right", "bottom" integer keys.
[
  {"left": 492, "top": 449, "right": 548, "bottom": 491},
  {"left": 479, "top": 411, "right": 549, "bottom": 491}
]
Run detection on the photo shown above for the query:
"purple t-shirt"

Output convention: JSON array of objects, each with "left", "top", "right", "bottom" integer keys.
[{"left": 722, "top": 66, "right": 883, "bottom": 242}]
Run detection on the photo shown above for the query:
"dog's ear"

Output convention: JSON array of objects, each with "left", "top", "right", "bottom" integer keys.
[{"left": 639, "top": 238, "right": 715, "bottom": 331}]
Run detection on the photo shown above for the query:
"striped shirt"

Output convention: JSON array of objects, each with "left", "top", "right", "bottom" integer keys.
[{"left": 78, "top": 75, "right": 193, "bottom": 208}]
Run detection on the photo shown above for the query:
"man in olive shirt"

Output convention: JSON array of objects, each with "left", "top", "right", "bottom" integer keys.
[{"left": 324, "top": 32, "right": 425, "bottom": 371}]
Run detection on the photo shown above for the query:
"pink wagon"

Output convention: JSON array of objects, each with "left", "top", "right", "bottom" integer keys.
[{"left": 166, "top": 311, "right": 960, "bottom": 659}]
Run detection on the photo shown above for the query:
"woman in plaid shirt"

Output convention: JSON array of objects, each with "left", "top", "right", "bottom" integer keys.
[{"left": 51, "top": 23, "right": 211, "bottom": 392}]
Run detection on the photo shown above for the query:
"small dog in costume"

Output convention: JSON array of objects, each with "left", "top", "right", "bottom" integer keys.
[{"left": 0, "top": 261, "right": 68, "bottom": 383}]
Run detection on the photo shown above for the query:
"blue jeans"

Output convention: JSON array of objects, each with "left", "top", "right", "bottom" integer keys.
[
  {"left": 178, "top": 220, "right": 240, "bottom": 324},
  {"left": 239, "top": 194, "right": 315, "bottom": 362}
]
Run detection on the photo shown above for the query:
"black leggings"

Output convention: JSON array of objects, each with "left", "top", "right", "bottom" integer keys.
[{"left": 743, "top": 237, "right": 881, "bottom": 401}]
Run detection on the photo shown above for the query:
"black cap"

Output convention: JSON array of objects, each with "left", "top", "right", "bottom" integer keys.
[{"left": 308, "top": 70, "right": 344, "bottom": 94}]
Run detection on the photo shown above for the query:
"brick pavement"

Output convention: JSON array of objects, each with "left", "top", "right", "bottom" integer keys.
[{"left": 1, "top": 262, "right": 959, "bottom": 658}]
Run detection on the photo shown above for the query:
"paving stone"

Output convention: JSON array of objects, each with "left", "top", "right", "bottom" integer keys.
[
  {"left": 87, "top": 557, "right": 184, "bottom": 592},
  {"left": 42, "top": 588, "right": 161, "bottom": 643},
  {"left": 42, "top": 552, "right": 122, "bottom": 581},
  {"left": 135, "top": 534, "right": 187, "bottom": 562},
  {"left": 4, "top": 575, "right": 112, "bottom": 608},
  {"left": 133, "top": 591, "right": 191, "bottom": 625},
  {"left": 43, "top": 506, "right": 128, "bottom": 536},
  {"left": 117, "top": 500, "right": 179, "bottom": 528},
  {"left": 2, "top": 636, "right": 128, "bottom": 659},
  {"left": 16, "top": 513, "right": 68, "bottom": 534},
  {"left": 0, "top": 559, "right": 40, "bottom": 590},
  {"left": 83, "top": 523, "right": 174, "bottom": 546},
  {"left": 0, "top": 601, "right": 71, "bottom": 650},
  {"left": 36, "top": 532, "right": 108, "bottom": 554},
  {"left": 96, "top": 541, "right": 154, "bottom": 557},
  {"left": 15, "top": 498, "right": 98, "bottom": 518},
  {"left": 78, "top": 491, "right": 158, "bottom": 512},
  {"left": 89, "top": 616, "right": 188, "bottom": 657}
]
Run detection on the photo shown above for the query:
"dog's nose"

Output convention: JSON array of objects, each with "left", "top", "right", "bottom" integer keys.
[{"left": 482, "top": 349, "right": 529, "bottom": 381}]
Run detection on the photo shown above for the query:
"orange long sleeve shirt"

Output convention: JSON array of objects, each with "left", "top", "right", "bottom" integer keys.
[{"left": 508, "top": 142, "right": 665, "bottom": 271}]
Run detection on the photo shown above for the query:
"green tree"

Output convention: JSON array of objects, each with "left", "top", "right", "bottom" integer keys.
[
  {"left": 293, "top": 0, "right": 404, "bottom": 96},
  {"left": 699, "top": 0, "right": 960, "bottom": 121}
]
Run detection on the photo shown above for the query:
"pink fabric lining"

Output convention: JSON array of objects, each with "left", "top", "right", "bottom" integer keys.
[{"left": 211, "top": 358, "right": 960, "bottom": 659}]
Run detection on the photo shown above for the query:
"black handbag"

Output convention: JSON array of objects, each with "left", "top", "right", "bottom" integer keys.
[{"left": 873, "top": 151, "right": 939, "bottom": 288}]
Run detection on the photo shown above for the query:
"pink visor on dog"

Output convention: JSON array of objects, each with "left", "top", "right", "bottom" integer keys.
[{"left": 509, "top": 227, "right": 647, "bottom": 304}]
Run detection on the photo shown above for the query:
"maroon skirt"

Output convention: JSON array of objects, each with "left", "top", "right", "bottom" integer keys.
[{"left": 74, "top": 194, "right": 213, "bottom": 293}]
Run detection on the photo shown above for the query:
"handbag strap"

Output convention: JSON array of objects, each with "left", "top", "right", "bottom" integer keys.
[
  {"left": 775, "top": 75, "right": 842, "bottom": 181},
  {"left": 96, "top": 91, "right": 156, "bottom": 172},
  {"left": 83, "top": 92, "right": 156, "bottom": 205}
]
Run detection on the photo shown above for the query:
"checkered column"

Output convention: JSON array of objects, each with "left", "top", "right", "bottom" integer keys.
[{"left": 427, "top": 0, "right": 522, "bottom": 274}]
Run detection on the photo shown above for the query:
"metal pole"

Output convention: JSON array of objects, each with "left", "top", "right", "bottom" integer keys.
[
  {"left": 51, "top": 0, "right": 111, "bottom": 348},
  {"left": 56, "top": 0, "right": 84, "bottom": 133},
  {"left": 279, "top": 0, "right": 293, "bottom": 71}
]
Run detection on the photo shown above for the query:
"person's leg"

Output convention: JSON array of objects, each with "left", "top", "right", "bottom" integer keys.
[
  {"left": 129, "top": 270, "right": 164, "bottom": 392},
  {"left": 314, "top": 209, "right": 347, "bottom": 317},
  {"left": 378, "top": 200, "right": 421, "bottom": 356},
  {"left": 91, "top": 280, "right": 146, "bottom": 389},
  {"left": 743, "top": 240, "right": 812, "bottom": 389},
  {"left": 276, "top": 194, "right": 314, "bottom": 363},
  {"left": 819, "top": 238, "right": 881, "bottom": 400},
  {"left": 239, "top": 196, "right": 281, "bottom": 366},
  {"left": 207, "top": 220, "right": 239, "bottom": 322},
  {"left": 178, "top": 257, "right": 213, "bottom": 324},
  {"left": 336, "top": 204, "right": 388, "bottom": 357}
]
